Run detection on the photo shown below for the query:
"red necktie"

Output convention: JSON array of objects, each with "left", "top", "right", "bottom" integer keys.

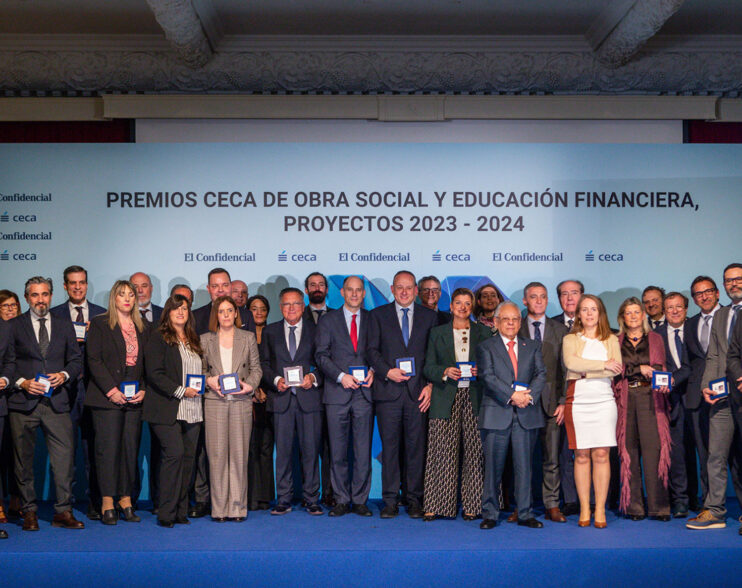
[
  {"left": 350, "top": 314, "right": 358, "bottom": 352},
  {"left": 507, "top": 340, "right": 518, "bottom": 380}
]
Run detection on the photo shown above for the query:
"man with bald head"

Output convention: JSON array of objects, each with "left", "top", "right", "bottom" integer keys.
[
  {"left": 130, "top": 272, "right": 162, "bottom": 324},
  {"left": 231, "top": 280, "right": 248, "bottom": 309}
]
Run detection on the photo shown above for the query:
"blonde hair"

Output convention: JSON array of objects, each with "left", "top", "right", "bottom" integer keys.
[
  {"left": 617, "top": 296, "right": 650, "bottom": 334},
  {"left": 106, "top": 280, "right": 144, "bottom": 332}
]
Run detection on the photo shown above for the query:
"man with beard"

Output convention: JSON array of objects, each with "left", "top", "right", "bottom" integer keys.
[
  {"left": 303, "top": 272, "right": 335, "bottom": 506},
  {"left": 4, "top": 276, "right": 84, "bottom": 531},
  {"left": 130, "top": 272, "right": 163, "bottom": 325},
  {"left": 418, "top": 275, "right": 451, "bottom": 326}
]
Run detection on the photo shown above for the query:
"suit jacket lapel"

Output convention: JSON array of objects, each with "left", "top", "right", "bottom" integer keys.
[
  {"left": 231, "top": 332, "right": 246, "bottom": 372},
  {"left": 21, "top": 314, "right": 40, "bottom": 357},
  {"left": 494, "top": 336, "right": 515, "bottom": 379},
  {"left": 113, "top": 324, "right": 127, "bottom": 365}
]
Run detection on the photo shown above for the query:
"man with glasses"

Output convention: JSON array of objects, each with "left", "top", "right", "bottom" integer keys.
[
  {"left": 688, "top": 263, "right": 742, "bottom": 530},
  {"left": 259, "top": 288, "right": 323, "bottom": 516},
  {"left": 418, "top": 276, "right": 451, "bottom": 326}
]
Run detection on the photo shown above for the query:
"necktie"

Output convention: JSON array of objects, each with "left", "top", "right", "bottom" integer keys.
[
  {"left": 674, "top": 328, "right": 684, "bottom": 367},
  {"left": 532, "top": 320, "right": 542, "bottom": 342},
  {"left": 312, "top": 309, "right": 322, "bottom": 324},
  {"left": 701, "top": 314, "right": 712, "bottom": 353},
  {"left": 350, "top": 314, "right": 358, "bottom": 352},
  {"left": 567, "top": 318, "right": 574, "bottom": 331},
  {"left": 38, "top": 317, "right": 50, "bottom": 357},
  {"left": 653, "top": 320, "right": 662, "bottom": 330},
  {"left": 288, "top": 326, "right": 297, "bottom": 360},
  {"left": 74, "top": 306, "right": 84, "bottom": 323},
  {"left": 507, "top": 340, "right": 518, "bottom": 380},
  {"left": 729, "top": 304, "right": 741, "bottom": 343},
  {"left": 401, "top": 308, "right": 410, "bottom": 347},
  {"left": 140, "top": 308, "right": 150, "bottom": 322}
]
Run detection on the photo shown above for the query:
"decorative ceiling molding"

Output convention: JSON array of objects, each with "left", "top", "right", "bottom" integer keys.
[
  {"left": 144, "top": 0, "right": 213, "bottom": 67},
  {"left": 1, "top": 34, "right": 741, "bottom": 95},
  {"left": 594, "top": 0, "right": 686, "bottom": 67},
  {"left": 586, "top": 1, "right": 637, "bottom": 51}
]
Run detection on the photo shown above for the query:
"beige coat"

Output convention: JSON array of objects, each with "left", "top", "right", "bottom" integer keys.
[
  {"left": 562, "top": 332, "right": 622, "bottom": 381},
  {"left": 200, "top": 328, "right": 262, "bottom": 401}
]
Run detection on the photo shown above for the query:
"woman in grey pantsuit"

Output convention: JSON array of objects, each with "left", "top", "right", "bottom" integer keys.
[{"left": 201, "top": 296, "right": 262, "bottom": 522}]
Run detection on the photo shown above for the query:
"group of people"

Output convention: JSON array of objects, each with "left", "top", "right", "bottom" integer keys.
[{"left": 0, "top": 262, "right": 741, "bottom": 539}]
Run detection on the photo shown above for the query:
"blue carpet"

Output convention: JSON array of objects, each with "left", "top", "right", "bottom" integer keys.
[{"left": 2, "top": 500, "right": 741, "bottom": 587}]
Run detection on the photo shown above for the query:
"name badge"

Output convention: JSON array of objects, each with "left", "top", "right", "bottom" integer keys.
[
  {"left": 512, "top": 381, "right": 529, "bottom": 392},
  {"left": 219, "top": 373, "right": 240, "bottom": 394},
  {"left": 709, "top": 377, "right": 729, "bottom": 401},
  {"left": 652, "top": 371, "right": 672, "bottom": 390},
  {"left": 284, "top": 366, "right": 304, "bottom": 387},
  {"left": 457, "top": 362, "right": 476, "bottom": 382},
  {"left": 35, "top": 373, "right": 53, "bottom": 397},
  {"left": 121, "top": 381, "right": 139, "bottom": 399},
  {"left": 73, "top": 321, "right": 87, "bottom": 341},
  {"left": 349, "top": 365, "right": 369, "bottom": 385},
  {"left": 396, "top": 357, "right": 416, "bottom": 377},
  {"left": 187, "top": 374, "right": 205, "bottom": 394}
]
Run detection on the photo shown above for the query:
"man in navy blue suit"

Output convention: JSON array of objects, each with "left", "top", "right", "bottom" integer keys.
[
  {"left": 368, "top": 270, "right": 437, "bottom": 519},
  {"left": 5, "top": 276, "right": 84, "bottom": 531},
  {"left": 50, "top": 265, "right": 106, "bottom": 520},
  {"left": 477, "top": 301, "right": 546, "bottom": 529},
  {"left": 655, "top": 292, "right": 693, "bottom": 517},
  {"left": 260, "top": 287, "right": 324, "bottom": 515},
  {"left": 315, "top": 275, "right": 375, "bottom": 517}
]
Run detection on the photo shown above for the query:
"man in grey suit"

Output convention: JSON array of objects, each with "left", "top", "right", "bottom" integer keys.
[
  {"left": 727, "top": 295, "right": 742, "bottom": 535},
  {"left": 687, "top": 263, "right": 742, "bottom": 530},
  {"left": 478, "top": 301, "right": 546, "bottom": 529},
  {"left": 519, "top": 282, "right": 568, "bottom": 522},
  {"left": 315, "top": 275, "right": 375, "bottom": 517},
  {"left": 5, "top": 276, "right": 84, "bottom": 531}
]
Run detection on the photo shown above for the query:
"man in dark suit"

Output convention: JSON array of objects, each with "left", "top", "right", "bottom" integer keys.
[
  {"left": 303, "top": 271, "right": 335, "bottom": 507},
  {"left": 519, "top": 281, "right": 568, "bottom": 522},
  {"left": 5, "top": 276, "right": 84, "bottom": 531},
  {"left": 551, "top": 279, "right": 583, "bottom": 331},
  {"left": 230, "top": 280, "right": 248, "bottom": 310},
  {"left": 170, "top": 283, "right": 193, "bottom": 303},
  {"left": 130, "top": 272, "right": 163, "bottom": 325},
  {"left": 727, "top": 300, "right": 742, "bottom": 535},
  {"left": 315, "top": 275, "right": 375, "bottom": 517},
  {"left": 688, "top": 263, "right": 742, "bottom": 530},
  {"left": 0, "top": 319, "right": 10, "bottom": 538},
  {"left": 368, "top": 270, "right": 437, "bottom": 519},
  {"left": 656, "top": 291, "right": 693, "bottom": 517},
  {"left": 260, "top": 287, "right": 323, "bottom": 515},
  {"left": 189, "top": 267, "right": 255, "bottom": 517},
  {"left": 683, "top": 275, "right": 722, "bottom": 508},
  {"left": 418, "top": 275, "right": 451, "bottom": 326},
  {"left": 643, "top": 285, "right": 667, "bottom": 331},
  {"left": 49, "top": 265, "right": 105, "bottom": 520},
  {"left": 478, "top": 301, "right": 546, "bottom": 529}
]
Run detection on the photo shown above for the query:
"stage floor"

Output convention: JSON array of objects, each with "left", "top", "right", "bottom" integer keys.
[{"left": 2, "top": 500, "right": 741, "bottom": 587}]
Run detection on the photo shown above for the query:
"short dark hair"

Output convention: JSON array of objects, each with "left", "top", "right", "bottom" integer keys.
[
  {"left": 63, "top": 265, "right": 87, "bottom": 283},
  {"left": 723, "top": 263, "right": 742, "bottom": 275},
  {"left": 208, "top": 267, "right": 231, "bottom": 282},
  {"left": 24, "top": 276, "right": 53, "bottom": 296},
  {"left": 170, "top": 283, "right": 193, "bottom": 297},
  {"left": 556, "top": 279, "right": 584, "bottom": 297},
  {"left": 690, "top": 275, "right": 717, "bottom": 293},
  {"left": 418, "top": 275, "right": 441, "bottom": 289},
  {"left": 247, "top": 294, "right": 271, "bottom": 315},
  {"left": 393, "top": 270, "right": 416, "bottom": 284},
  {"left": 642, "top": 285, "right": 665, "bottom": 299},
  {"left": 304, "top": 272, "right": 328, "bottom": 290},
  {"left": 664, "top": 291, "right": 689, "bottom": 309},
  {"left": 524, "top": 281, "right": 547, "bottom": 297},
  {"left": 279, "top": 287, "right": 304, "bottom": 301}
]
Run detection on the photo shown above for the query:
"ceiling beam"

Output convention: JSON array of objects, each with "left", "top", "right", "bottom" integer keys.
[
  {"left": 144, "top": 0, "right": 213, "bottom": 68},
  {"left": 591, "top": 0, "right": 685, "bottom": 68}
]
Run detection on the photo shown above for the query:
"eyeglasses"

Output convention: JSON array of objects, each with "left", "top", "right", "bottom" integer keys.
[
  {"left": 691, "top": 287, "right": 717, "bottom": 298},
  {"left": 0, "top": 303, "right": 18, "bottom": 310},
  {"left": 420, "top": 288, "right": 440, "bottom": 295},
  {"left": 724, "top": 276, "right": 742, "bottom": 285},
  {"left": 281, "top": 302, "right": 303, "bottom": 308}
]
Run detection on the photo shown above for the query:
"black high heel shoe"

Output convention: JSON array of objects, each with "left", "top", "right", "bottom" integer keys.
[
  {"left": 102, "top": 509, "right": 118, "bottom": 525},
  {"left": 117, "top": 505, "right": 141, "bottom": 523}
]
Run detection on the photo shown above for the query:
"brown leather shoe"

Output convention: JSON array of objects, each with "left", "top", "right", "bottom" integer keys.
[
  {"left": 22, "top": 510, "right": 40, "bottom": 531},
  {"left": 52, "top": 510, "right": 85, "bottom": 529},
  {"left": 545, "top": 507, "right": 567, "bottom": 523},
  {"left": 0, "top": 503, "right": 7, "bottom": 524},
  {"left": 507, "top": 509, "right": 518, "bottom": 523}
]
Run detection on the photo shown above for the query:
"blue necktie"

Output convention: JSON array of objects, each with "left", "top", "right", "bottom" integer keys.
[
  {"left": 533, "top": 320, "right": 542, "bottom": 342},
  {"left": 730, "top": 305, "right": 741, "bottom": 344},
  {"left": 288, "top": 326, "right": 297, "bottom": 360},
  {"left": 674, "top": 328, "right": 684, "bottom": 367},
  {"left": 401, "top": 308, "right": 410, "bottom": 347}
]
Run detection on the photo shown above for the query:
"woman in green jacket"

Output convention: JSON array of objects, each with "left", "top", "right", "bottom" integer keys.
[{"left": 422, "top": 287, "right": 492, "bottom": 521}]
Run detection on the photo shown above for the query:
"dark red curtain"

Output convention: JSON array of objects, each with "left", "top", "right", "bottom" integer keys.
[
  {"left": 686, "top": 121, "right": 742, "bottom": 143},
  {"left": 0, "top": 120, "right": 133, "bottom": 142}
]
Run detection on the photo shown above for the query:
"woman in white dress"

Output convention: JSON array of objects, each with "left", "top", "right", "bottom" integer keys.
[{"left": 562, "top": 294, "right": 622, "bottom": 528}]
